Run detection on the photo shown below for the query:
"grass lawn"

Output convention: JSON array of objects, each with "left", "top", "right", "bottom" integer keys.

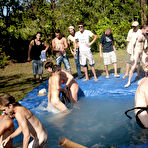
[{"left": 0, "top": 49, "right": 126, "bottom": 101}]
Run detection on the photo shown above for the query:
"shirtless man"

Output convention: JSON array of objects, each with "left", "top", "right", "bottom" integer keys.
[
  {"left": 47, "top": 65, "right": 69, "bottom": 112},
  {"left": 0, "top": 114, "right": 14, "bottom": 148},
  {"left": 0, "top": 94, "right": 47, "bottom": 148},
  {"left": 45, "top": 62, "right": 79, "bottom": 103},
  {"left": 124, "top": 25, "right": 148, "bottom": 87},
  {"left": 52, "top": 30, "right": 71, "bottom": 73},
  {"left": 125, "top": 57, "right": 148, "bottom": 128}
]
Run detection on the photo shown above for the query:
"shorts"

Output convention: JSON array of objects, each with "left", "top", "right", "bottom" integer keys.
[
  {"left": 79, "top": 50, "right": 95, "bottom": 66},
  {"left": 56, "top": 54, "right": 71, "bottom": 72},
  {"left": 32, "top": 60, "right": 43, "bottom": 75},
  {"left": 103, "top": 51, "right": 117, "bottom": 66},
  {"left": 126, "top": 52, "right": 140, "bottom": 65}
]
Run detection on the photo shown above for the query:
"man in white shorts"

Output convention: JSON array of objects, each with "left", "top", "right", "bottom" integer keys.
[
  {"left": 99, "top": 28, "right": 120, "bottom": 78},
  {"left": 74, "top": 23, "right": 98, "bottom": 81}
]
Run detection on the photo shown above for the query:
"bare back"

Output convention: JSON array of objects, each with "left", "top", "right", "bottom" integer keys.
[{"left": 15, "top": 106, "right": 46, "bottom": 139}]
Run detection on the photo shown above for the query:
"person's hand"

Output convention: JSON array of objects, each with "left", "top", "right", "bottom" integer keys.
[
  {"left": 2, "top": 136, "right": 11, "bottom": 147},
  {"left": 100, "top": 53, "right": 103, "bottom": 58},
  {"left": 130, "top": 55, "right": 134, "bottom": 62},
  {"left": 86, "top": 43, "right": 91, "bottom": 47}
]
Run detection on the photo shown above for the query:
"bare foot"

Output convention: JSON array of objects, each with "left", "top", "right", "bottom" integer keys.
[
  {"left": 94, "top": 78, "right": 98, "bottom": 82},
  {"left": 122, "top": 74, "right": 128, "bottom": 79},
  {"left": 124, "top": 82, "right": 131, "bottom": 88},
  {"left": 82, "top": 79, "right": 89, "bottom": 81}
]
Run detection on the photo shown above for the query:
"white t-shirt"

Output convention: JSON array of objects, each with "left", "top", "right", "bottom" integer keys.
[
  {"left": 126, "top": 29, "right": 141, "bottom": 54},
  {"left": 75, "top": 30, "right": 93, "bottom": 52},
  {"left": 68, "top": 35, "right": 75, "bottom": 42}
]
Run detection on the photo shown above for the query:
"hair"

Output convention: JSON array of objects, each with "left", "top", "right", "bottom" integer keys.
[
  {"left": 45, "top": 61, "right": 54, "bottom": 69},
  {"left": 141, "top": 24, "right": 148, "bottom": 29},
  {"left": 78, "top": 22, "right": 84, "bottom": 26},
  {"left": 55, "top": 29, "right": 61, "bottom": 34},
  {"left": 52, "top": 65, "right": 61, "bottom": 73},
  {"left": 36, "top": 32, "right": 42, "bottom": 36},
  {"left": 0, "top": 94, "right": 20, "bottom": 107},
  {"left": 144, "top": 57, "right": 148, "bottom": 76},
  {"left": 144, "top": 47, "right": 148, "bottom": 53}
]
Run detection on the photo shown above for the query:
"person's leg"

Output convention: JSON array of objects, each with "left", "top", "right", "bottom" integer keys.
[
  {"left": 69, "top": 83, "right": 79, "bottom": 103},
  {"left": 86, "top": 51, "right": 98, "bottom": 81},
  {"left": 124, "top": 54, "right": 139, "bottom": 87},
  {"left": 38, "top": 60, "right": 43, "bottom": 82},
  {"left": 63, "top": 55, "right": 71, "bottom": 73},
  {"left": 104, "top": 65, "right": 109, "bottom": 78},
  {"left": 83, "top": 66, "right": 89, "bottom": 81},
  {"left": 56, "top": 55, "right": 62, "bottom": 67},
  {"left": 79, "top": 53, "right": 88, "bottom": 80},
  {"left": 32, "top": 60, "right": 37, "bottom": 84},
  {"left": 51, "top": 98, "right": 68, "bottom": 112},
  {"left": 75, "top": 51, "right": 82, "bottom": 78},
  {"left": 123, "top": 52, "right": 132, "bottom": 79}
]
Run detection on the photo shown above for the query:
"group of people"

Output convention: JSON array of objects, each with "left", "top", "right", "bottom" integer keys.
[{"left": 0, "top": 21, "right": 148, "bottom": 148}]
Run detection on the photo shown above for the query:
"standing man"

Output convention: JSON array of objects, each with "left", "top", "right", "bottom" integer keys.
[
  {"left": 124, "top": 25, "right": 148, "bottom": 87},
  {"left": 52, "top": 30, "right": 71, "bottom": 73},
  {"left": 74, "top": 23, "right": 98, "bottom": 81},
  {"left": 99, "top": 28, "right": 120, "bottom": 78},
  {"left": 68, "top": 26, "right": 83, "bottom": 79},
  {"left": 27, "top": 32, "right": 49, "bottom": 84},
  {"left": 0, "top": 94, "right": 48, "bottom": 148},
  {"left": 122, "top": 21, "right": 141, "bottom": 79}
]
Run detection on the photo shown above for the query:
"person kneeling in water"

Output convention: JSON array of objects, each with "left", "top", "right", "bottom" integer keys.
[
  {"left": 45, "top": 61, "right": 79, "bottom": 103},
  {"left": 125, "top": 57, "right": 148, "bottom": 128},
  {"left": 0, "top": 94, "right": 48, "bottom": 148}
]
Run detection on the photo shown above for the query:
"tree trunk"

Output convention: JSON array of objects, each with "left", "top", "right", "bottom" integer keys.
[{"left": 140, "top": 0, "right": 147, "bottom": 25}]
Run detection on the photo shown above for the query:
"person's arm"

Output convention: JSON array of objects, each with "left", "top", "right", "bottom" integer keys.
[
  {"left": 43, "top": 42, "right": 49, "bottom": 52},
  {"left": 63, "top": 37, "right": 68, "bottom": 50},
  {"left": 52, "top": 39, "right": 58, "bottom": 51},
  {"left": 0, "top": 119, "right": 13, "bottom": 136},
  {"left": 67, "top": 37, "right": 75, "bottom": 56},
  {"left": 48, "top": 78, "right": 51, "bottom": 103},
  {"left": 99, "top": 43, "right": 103, "bottom": 58},
  {"left": 27, "top": 40, "right": 33, "bottom": 61},
  {"left": 2, "top": 126, "right": 22, "bottom": 147},
  {"left": 86, "top": 34, "right": 98, "bottom": 47}
]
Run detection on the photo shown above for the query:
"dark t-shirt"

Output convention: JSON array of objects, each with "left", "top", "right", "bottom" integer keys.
[
  {"left": 31, "top": 40, "right": 44, "bottom": 60},
  {"left": 100, "top": 33, "right": 114, "bottom": 53}
]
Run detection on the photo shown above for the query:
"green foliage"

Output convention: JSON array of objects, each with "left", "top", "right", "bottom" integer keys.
[{"left": 0, "top": 0, "right": 144, "bottom": 65}]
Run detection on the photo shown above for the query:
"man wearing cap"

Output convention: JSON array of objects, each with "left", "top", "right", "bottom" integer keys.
[
  {"left": 122, "top": 21, "right": 141, "bottom": 79},
  {"left": 74, "top": 23, "right": 98, "bottom": 81},
  {"left": 124, "top": 25, "right": 148, "bottom": 87},
  {"left": 68, "top": 26, "right": 83, "bottom": 79}
]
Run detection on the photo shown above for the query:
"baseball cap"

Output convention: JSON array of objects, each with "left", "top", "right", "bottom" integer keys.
[
  {"left": 132, "top": 21, "right": 139, "bottom": 27},
  {"left": 68, "top": 26, "right": 74, "bottom": 30}
]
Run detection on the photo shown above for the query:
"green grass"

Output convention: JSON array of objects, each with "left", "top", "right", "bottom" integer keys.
[{"left": 0, "top": 50, "right": 126, "bottom": 101}]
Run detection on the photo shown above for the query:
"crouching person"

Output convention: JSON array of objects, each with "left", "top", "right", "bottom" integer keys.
[{"left": 0, "top": 94, "right": 47, "bottom": 148}]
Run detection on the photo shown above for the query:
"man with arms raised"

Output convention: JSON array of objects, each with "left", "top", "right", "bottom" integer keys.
[{"left": 0, "top": 94, "right": 47, "bottom": 148}]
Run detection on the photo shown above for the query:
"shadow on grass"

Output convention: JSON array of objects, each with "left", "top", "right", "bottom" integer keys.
[{"left": 0, "top": 74, "right": 48, "bottom": 100}]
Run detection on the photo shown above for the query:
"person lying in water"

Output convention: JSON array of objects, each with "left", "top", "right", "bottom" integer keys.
[
  {"left": 0, "top": 113, "right": 14, "bottom": 148},
  {"left": 47, "top": 65, "right": 69, "bottom": 112},
  {"left": 45, "top": 61, "right": 79, "bottom": 103},
  {"left": 0, "top": 94, "right": 48, "bottom": 148},
  {"left": 125, "top": 57, "right": 148, "bottom": 128}
]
